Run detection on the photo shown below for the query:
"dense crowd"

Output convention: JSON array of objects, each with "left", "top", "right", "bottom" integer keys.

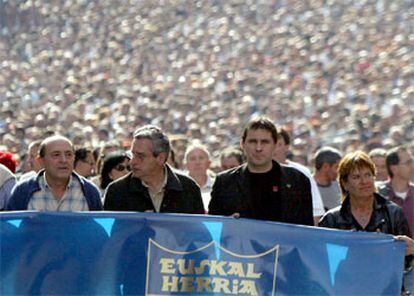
[{"left": 1, "top": 0, "right": 414, "bottom": 170}]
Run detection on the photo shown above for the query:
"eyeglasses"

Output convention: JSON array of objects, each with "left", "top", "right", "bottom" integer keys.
[{"left": 114, "top": 164, "right": 131, "bottom": 172}]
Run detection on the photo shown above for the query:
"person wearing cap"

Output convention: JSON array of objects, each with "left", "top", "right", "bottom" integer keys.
[{"left": 104, "top": 125, "right": 204, "bottom": 214}]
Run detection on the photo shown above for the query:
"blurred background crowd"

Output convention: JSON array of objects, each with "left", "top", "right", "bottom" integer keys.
[{"left": 1, "top": 0, "right": 414, "bottom": 171}]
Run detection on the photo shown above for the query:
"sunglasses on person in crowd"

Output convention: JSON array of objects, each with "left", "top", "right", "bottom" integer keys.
[{"left": 114, "top": 164, "right": 131, "bottom": 172}]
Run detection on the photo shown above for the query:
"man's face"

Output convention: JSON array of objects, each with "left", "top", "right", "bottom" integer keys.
[
  {"left": 371, "top": 156, "right": 388, "bottom": 181},
  {"left": 75, "top": 152, "right": 95, "bottom": 178},
  {"left": 241, "top": 128, "right": 276, "bottom": 172},
  {"left": 186, "top": 148, "right": 210, "bottom": 176},
  {"left": 221, "top": 156, "right": 241, "bottom": 171},
  {"left": 326, "top": 161, "right": 340, "bottom": 181},
  {"left": 393, "top": 150, "right": 413, "bottom": 181},
  {"left": 28, "top": 145, "right": 42, "bottom": 172},
  {"left": 39, "top": 140, "right": 74, "bottom": 182},
  {"left": 273, "top": 136, "right": 289, "bottom": 163},
  {"left": 130, "top": 138, "right": 165, "bottom": 180}
]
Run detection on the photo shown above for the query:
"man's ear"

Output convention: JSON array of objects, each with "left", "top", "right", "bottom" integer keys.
[
  {"left": 157, "top": 152, "right": 168, "bottom": 164},
  {"left": 240, "top": 139, "right": 245, "bottom": 150},
  {"left": 36, "top": 155, "right": 44, "bottom": 167}
]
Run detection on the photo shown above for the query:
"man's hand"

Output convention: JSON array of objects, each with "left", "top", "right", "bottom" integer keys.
[
  {"left": 230, "top": 212, "right": 240, "bottom": 218},
  {"left": 395, "top": 235, "right": 414, "bottom": 256}
]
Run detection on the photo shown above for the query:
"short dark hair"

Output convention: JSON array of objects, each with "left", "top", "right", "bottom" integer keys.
[
  {"left": 241, "top": 116, "right": 278, "bottom": 143},
  {"left": 277, "top": 127, "right": 291, "bottom": 146},
  {"left": 133, "top": 125, "right": 170, "bottom": 158},
  {"left": 220, "top": 146, "right": 244, "bottom": 165},
  {"left": 338, "top": 151, "right": 376, "bottom": 200},
  {"left": 100, "top": 151, "right": 130, "bottom": 189},
  {"left": 314, "top": 146, "right": 343, "bottom": 170},
  {"left": 386, "top": 146, "right": 407, "bottom": 178},
  {"left": 74, "top": 147, "right": 94, "bottom": 166}
]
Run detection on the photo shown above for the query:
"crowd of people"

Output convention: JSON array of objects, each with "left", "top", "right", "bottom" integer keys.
[
  {"left": 1, "top": 0, "right": 414, "bottom": 169},
  {"left": 1, "top": 0, "right": 414, "bottom": 293}
]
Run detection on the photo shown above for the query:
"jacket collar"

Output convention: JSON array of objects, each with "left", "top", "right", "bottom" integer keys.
[
  {"left": 129, "top": 164, "right": 183, "bottom": 193},
  {"left": 31, "top": 169, "right": 86, "bottom": 195},
  {"left": 340, "top": 192, "right": 386, "bottom": 216}
]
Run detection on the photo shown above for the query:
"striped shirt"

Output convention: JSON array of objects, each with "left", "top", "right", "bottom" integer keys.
[{"left": 28, "top": 174, "right": 89, "bottom": 211}]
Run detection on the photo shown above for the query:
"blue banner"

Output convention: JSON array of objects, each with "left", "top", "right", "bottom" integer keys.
[{"left": 0, "top": 212, "right": 405, "bottom": 295}]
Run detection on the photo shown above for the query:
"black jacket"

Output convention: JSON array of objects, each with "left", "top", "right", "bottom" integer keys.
[
  {"left": 318, "top": 193, "right": 411, "bottom": 236},
  {"left": 208, "top": 160, "right": 314, "bottom": 226},
  {"left": 103, "top": 165, "right": 204, "bottom": 214}
]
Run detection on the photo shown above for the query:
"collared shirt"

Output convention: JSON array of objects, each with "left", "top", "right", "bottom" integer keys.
[
  {"left": 142, "top": 168, "right": 168, "bottom": 213},
  {"left": 183, "top": 171, "right": 215, "bottom": 212},
  {"left": 378, "top": 181, "right": 414, "bottom": 236},
  {"left": 28, "top": 174, "right": 89, "bottom": 211},
  {"left": 200, "top": 174, "right": 215, "bottom": 213}
]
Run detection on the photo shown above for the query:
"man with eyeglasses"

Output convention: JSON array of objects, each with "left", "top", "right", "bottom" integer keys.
[
  {"left": 6, "top": 135, "right": 102, "bottom": 211},
  {"left": 103, "top": 125, "right": 204, "bottom": 214},
  {"left": 378, "top": 145, "right": 414, "bottom": 292}
]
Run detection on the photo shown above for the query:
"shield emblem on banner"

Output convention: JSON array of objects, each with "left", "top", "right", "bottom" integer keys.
[{"left": 145, "top": 239, "right": 279, "bottom": 295}]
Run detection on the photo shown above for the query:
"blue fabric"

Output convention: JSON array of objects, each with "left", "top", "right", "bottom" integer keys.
[
  {"left": 0, "top": 177, "right": 16, "bottom": 210},
  {"left": 0, "top": 212, "right": 405, "bottom": 295},
  {"left": 6, "top": 170, "right": 102, "bottom": 211}
]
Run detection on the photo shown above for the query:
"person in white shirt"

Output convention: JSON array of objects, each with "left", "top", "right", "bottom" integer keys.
[
  {"left": 184, "top": 141, "right": 215, "bottom": 213},
  {"left": 274, "top": 127, "right": 325, "bottom": 224}
]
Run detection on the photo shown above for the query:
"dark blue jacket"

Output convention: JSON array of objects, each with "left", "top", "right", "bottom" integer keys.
[{"left": 6, "top": 170, "right": 102, "bottom": 211}]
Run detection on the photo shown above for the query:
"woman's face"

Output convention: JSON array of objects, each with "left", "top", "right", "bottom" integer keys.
[
  {"left": 343, "top": 166, "right": 376, "bottom": 200},
  {"left": 109, "top": 158, "right": 130, "bottom": 181}
]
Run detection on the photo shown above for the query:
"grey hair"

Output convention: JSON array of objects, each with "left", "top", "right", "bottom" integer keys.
[
  {"left": 133, "top": 125, "right": 170, "bottom": 157},
  {"left": 184, "top": 141, "right": 211, "bottom": 164}
]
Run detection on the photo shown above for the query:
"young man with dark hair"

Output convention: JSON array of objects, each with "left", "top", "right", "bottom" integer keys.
[
  {"left": 368, "top": 148, "right": 389, "bottom": 182},
  {"left": 219, "top": 146, "right": 244, "bottom": 171},
  {"left": 313, "top": 146, "right": 343, "bottom": 210},
  {"left": 209, "top": 116, "right": 313, "bottom": 226}
]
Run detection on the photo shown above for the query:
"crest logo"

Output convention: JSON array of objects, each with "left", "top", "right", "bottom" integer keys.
[{"left": 145, "top": 239, "right": 279, "bottom": 295}]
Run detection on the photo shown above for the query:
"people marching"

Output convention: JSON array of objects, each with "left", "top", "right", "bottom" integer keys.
[{"left": 1, "top": 0, "right": 414, "bottom": 292}]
